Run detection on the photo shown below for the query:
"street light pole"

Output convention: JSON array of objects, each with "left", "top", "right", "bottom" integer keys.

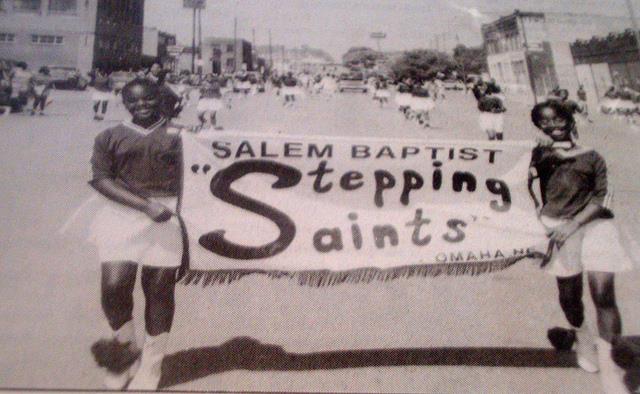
[{"left": 191, "top": 7, "right": 196, "bottom": 73}]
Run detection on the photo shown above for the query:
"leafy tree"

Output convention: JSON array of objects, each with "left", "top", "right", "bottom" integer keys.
[
  {"left": 390, "top": 49, "right": 455, "bottom": 82},
  {"left": 342, "top": 47, "right": 383, "bottom": 69},
  {"left": 452, "top": 45, "right": 487, "bottom": 76}
]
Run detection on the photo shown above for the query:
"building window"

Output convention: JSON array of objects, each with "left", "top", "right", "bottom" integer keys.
[
  {"left": 13, "top": 0, "right": 41, "bottom": 12},
  {"left": 0, "top": 0, "right": 6, "bottom": 12},
  {"left": 226, "top": 58, "right": 235, "bottom": 67},
  {"left": 48, "top": 0, "right": 77, "bottom": 14},
  {"left": 0, "top": 33, "right": 15, "bottom": 43},
  {"left": 31, "top": 34, "right": 64, "bottom": 45},
  {"left": 226, "top": 44, "right": 234, "bottom": 53}
]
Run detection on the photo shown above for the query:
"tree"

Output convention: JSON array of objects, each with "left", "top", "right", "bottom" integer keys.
[
  {"left": 390, "top": 49, "right": 455, "bottom": 82},
  {"left": 452, "top": 45, "right": 487, "bottom": 76},
  {"left": 342, "top": 47, "right": 383, "bottom": 69}
]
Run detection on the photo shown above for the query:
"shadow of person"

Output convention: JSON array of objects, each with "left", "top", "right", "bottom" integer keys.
[{"left": 159, "top": 336, "right": 582, "bottom": 389}]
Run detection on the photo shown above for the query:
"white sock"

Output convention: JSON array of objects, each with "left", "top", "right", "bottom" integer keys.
[
  {"left": 128, "top": 332, "right": 169, "bottom": 390},
  {"left": 596, "top": 337, "right": 629, "bottom": 394},
  {"left": 113, "top": 320, "right": 136, "bottom": 344}
]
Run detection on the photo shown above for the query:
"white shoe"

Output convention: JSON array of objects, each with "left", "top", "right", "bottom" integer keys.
[
  {"left": 575, "top": 327, "right": 599, "bottom": 373},
  {"left": 127, "top": 333, "right": 169, "bottom": 391},
  {"left": 104, "top": 358, "right": 139, "bottom": 390},
  {"left": 596, "top": 338, "right": 630, "bottom": 394}
]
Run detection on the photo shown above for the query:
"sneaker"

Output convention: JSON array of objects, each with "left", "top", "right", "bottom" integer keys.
[
  {"left": 104, "top": 358, "right": 139, "bottom": 390},
  {"left": 127, "top": 333, "right": 168, "bottom": 391}
]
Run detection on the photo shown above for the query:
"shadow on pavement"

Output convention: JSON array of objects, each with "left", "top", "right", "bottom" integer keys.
[{"left": 160, "top": 336, "right": 585, "bottom": 389}]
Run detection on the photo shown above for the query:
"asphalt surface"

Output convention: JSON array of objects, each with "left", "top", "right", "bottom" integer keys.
[{"left": 1, "top": 87, "right": 639, "bottom": 393}]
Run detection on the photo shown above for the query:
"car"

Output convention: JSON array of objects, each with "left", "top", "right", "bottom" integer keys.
[
  {"left": 443, "top": 79, "right": 465, "bottom": 90},
  {"left": 110, "top": 71, "right": 136, "bottom": 94},
  {"left": 338, "top": 72, "right": 368, "bottom": 93},
  {"left": 47, "top": 66, "right": 88, "bottom": 90}
]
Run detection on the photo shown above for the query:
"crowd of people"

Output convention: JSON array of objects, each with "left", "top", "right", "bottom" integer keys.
[{"left": 1, "top": 57, "right": 635, "bottom": 392}]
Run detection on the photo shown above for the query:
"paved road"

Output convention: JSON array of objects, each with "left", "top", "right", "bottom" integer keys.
[{"left": 0, "top": 87, "right": 639, "bottom": 392}]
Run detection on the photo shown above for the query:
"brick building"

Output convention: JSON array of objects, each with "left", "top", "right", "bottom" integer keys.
[
  {"left": 482, "top": 10, "right": 630, "bottom": 102},
  {"left": 0, "top": 0, "right": 144, "bottom": 74}
]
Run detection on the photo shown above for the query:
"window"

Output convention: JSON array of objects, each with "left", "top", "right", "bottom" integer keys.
[
  {"left": 0, "top": 0, "right": 6, "bottom": 12},
  {"left": 226, "top": 58, "right": 235, "bottom": 67},
  {"left": 226, "top": 44, "right": 234, "bottom": 53},
  {"left": 31, "top": 34, "right": 64, "bottom": 45},
  {"left": 13, "top": 0, "right": 41, "bottom": 12},
  {"left": 48, "top": 0, "right": 77, "bottom": 14},
  {"left": 0, "top": 33, "right": 14, "bottom": 43}
]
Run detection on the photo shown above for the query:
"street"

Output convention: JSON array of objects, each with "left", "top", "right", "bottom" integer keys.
[{"left": 1, "top": 87, "right": 640, "bottom": 393}]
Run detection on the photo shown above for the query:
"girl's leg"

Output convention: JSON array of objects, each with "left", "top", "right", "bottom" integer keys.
[
  {"left": 557, "top": 274, "right": 584, "bottom": 328},
  {"left": 39, "top": 95, "right": 47, "bottom": 112},
  {"left": 588, "top": 272, "right": 621, "bottom": 342},
  {"left": 99, "top": 261, "right": 140, "bottom": 389},
  {"left": 197, "top": 111, "right": 206, "bottom": 126},
  {"left": 101, "top": 261, "right": 137, "bottom": 331},
  {"left": 128, "top": 266, "right": 177, "bottom": 390},
  {"left": 210, "top": 111, "right": 217, "bottom": 127},
  {"left": 101, "top": 100, "right": 109, "bottom": 116},
  {"left": 93, "top": 101, "right": 100, "bottom": 116},
  {"left": 588, "top": 272, "right": 628, "bottom": 393}
]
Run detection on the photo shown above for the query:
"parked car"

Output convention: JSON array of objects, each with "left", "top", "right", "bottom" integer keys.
[
  {"left": 47, "top": 66, "right": 88, "bottom": 90},
  {"left": 443, "top": 79, "right": 465, "bottom": 90},
  {"left": 338, "top": 72, "right": 368, "bottom": 93},
  {"left": 110, "top": 71, "right": 136, "bottom": 94}
]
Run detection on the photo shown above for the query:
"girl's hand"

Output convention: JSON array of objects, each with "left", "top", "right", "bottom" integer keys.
[
  {"left": 546, "top": 221, "right": 579, "bottom": 248},
  {"left": 536, "top": 134, "right": 554, "bottom": 148},
  {"left": 144, "top": 201, "right": 173, "bottom": 222}
]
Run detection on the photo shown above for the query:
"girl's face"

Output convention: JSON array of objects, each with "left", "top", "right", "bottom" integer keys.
[
  {"left": 123, "top": 84, "right": 161, "bottom": 123},
  {"left": 538, "top": 107, "right": 571, "bottom": 141}
]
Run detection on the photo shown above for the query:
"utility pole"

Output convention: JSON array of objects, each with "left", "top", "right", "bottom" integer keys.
[
  {"left": 252, "top": 28, "right": 256, "bottom": 71},
  {"left": 191, "top": 7, "right": 196, "bottom": 73},
  {"left": 233, "top": 16, "right": 237, "bottom": 73},
  {"left": 518, "top": 11, "right": 538, "bottom": 104},
  {"left": 197, "top": 7, "right": 202, "bottom": 75},
  {"left": 268, "top": 29, "right": 273, "bottom": 69},
  {"left": 625, "top": 0, "right": 640, "bottom": 65}
]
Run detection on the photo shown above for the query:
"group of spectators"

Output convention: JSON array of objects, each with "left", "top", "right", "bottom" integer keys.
[{"left": 0, "top": 60, "right": 56, "bottom": 116}]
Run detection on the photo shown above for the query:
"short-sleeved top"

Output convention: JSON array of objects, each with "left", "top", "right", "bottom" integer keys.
[
  {"left": 90, "top": 118, "right": 182, "bottom": 197},
  {"left": 93, "top": 74, "right": 112, "bottom": 92},
  {"left": 200, "top": 80, "right": 221, "bottom": 98},
  {"left": 530, "top": 146, "right": 612, "bottom": 219},
  {"left": 282, "top": 76, "right": 298, "bottom": 87}
]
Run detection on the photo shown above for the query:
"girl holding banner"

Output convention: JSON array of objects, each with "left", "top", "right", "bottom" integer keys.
[
  {"left": 529, "top": 100, "right": 633, "bottom": 393},
  {"left": 87, "top": 78, "right": 184, "bottom": 390}
]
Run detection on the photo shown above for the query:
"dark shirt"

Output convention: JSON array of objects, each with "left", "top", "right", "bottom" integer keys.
[
  {"left": 577, "top": 89, "right": 587, "bottom": 101},
  {"left": 90, "top": 119, "right": 182, "bottom": 197},
  {"left": 531, "top": 147, "right": 612, "bottom": 219},
  {"left": 200, "top": 80, "right": 221, "bottom": 98}
]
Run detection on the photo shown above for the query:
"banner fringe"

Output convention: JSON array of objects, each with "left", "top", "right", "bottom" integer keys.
[{"left": 179, "top": 254, "right": 533, "bottom": 288}]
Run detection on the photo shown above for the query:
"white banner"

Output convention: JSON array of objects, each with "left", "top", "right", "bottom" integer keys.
[{"left": 179, "top": 131, "right": 549, "bottom": 285}]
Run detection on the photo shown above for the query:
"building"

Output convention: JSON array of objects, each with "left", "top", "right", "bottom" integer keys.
[
  {"left": 571, "top": 30, "right": 640, "bottom": 105},
  {"left": 200, "top": 37, "right": 252, "bottom": 75},
  {"left": 0, "top": 0, "right": 144, "bottom": 74},
  {"left": 255, "top": 44, "right": 334, "bottom": 74},
  {"left": 142, "top": 27, "right": 176, "bottom": 68},
  {"left": 482, "top": 10, "right": 631, "bottom": 101}
]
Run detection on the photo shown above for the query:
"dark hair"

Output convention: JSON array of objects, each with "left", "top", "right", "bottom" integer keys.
[
  {"left": 531, "top": 100, "right": 576, "bottom": 130},
  {"left": 122, "top": 78, "right": 160, "bottom": 98},
  {"left": 16, "top": 61, "right": 27, "bottom": 70}
]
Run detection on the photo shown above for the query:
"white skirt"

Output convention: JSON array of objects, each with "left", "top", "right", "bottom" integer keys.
[
  {"left": 395, "top": 93, "right": 411, "bottom": 107},
  {"left": 374, "top": 89, "right": 391, "bottom": 99},
  {"left": 282, "top": 86, "right": 303, "bottom": 96},
  {"left": 479, "top": 112, "right": 504, "bottom": 132},
  {"left": 197, "top": 98, "right": 223, "bottom": 112},
  {"left": 539, "top": 216, "right": 634, "bottom": 277},
  {"left": 410, "top": 97, "right": 435, "bottom": 111},
  {"left": 61, "top": 194, "right": 183, "bottom": 267},
  {"left": 92, "top": 90, "right": 112, "bottom": 101}
]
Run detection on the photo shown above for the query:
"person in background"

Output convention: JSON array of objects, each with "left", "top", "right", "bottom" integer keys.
[
  {"left": 576, "top": 85, "right": 592, "bottom": 122},
  {"left": 197, "top": 73, "right": 223, "bottom": 128},
  {"left": 91, "top": 69, "right": 113, "bottom": 121},
  {"left": 30, "top": 66, "right": 52, "bottom": 116},
  {"left": 529, "top": 100, "right": 632, "bottom": 393},
  {"left": 0, "top": 60, "right": 12, "bottom": 116},
  {"left": 10, "top": 62, "right": 32, "bottom": 113},
  {"left": 473, "top": 78, "right": 506, "bottom": 140}
]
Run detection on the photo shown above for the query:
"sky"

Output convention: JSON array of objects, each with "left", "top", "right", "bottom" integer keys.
[{"left": 144, "top": 0, "right": 639, "bottom": 61}]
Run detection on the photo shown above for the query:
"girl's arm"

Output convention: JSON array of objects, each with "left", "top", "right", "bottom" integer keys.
[
  {"left": 91, "top": 178, "right": 172, "bottom": 222},
  {"left": 547, "top": 203, "right": 603, "bottom": 247}
]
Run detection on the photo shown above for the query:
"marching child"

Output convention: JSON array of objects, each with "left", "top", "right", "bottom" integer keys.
[
  {"left": 473, "top": 79, "right": 506, "bottom": 140},
  {"left": 410, "top": 83, "right": 435, "bottom": 128},
  {"left": 88, "top": 78, "right": 185, "bottom": 390},
  {"left": 529, "top": 100, "right": 633, "bottom": 393},
  {"left": 197, "top": 73, "right": 223, "bottom": 128},
  {"left": 31, "top": 66, "right": 52, "bottom": 116},
  {"left": 91, "top": 69, "right": 113, "bottom": 121}
]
